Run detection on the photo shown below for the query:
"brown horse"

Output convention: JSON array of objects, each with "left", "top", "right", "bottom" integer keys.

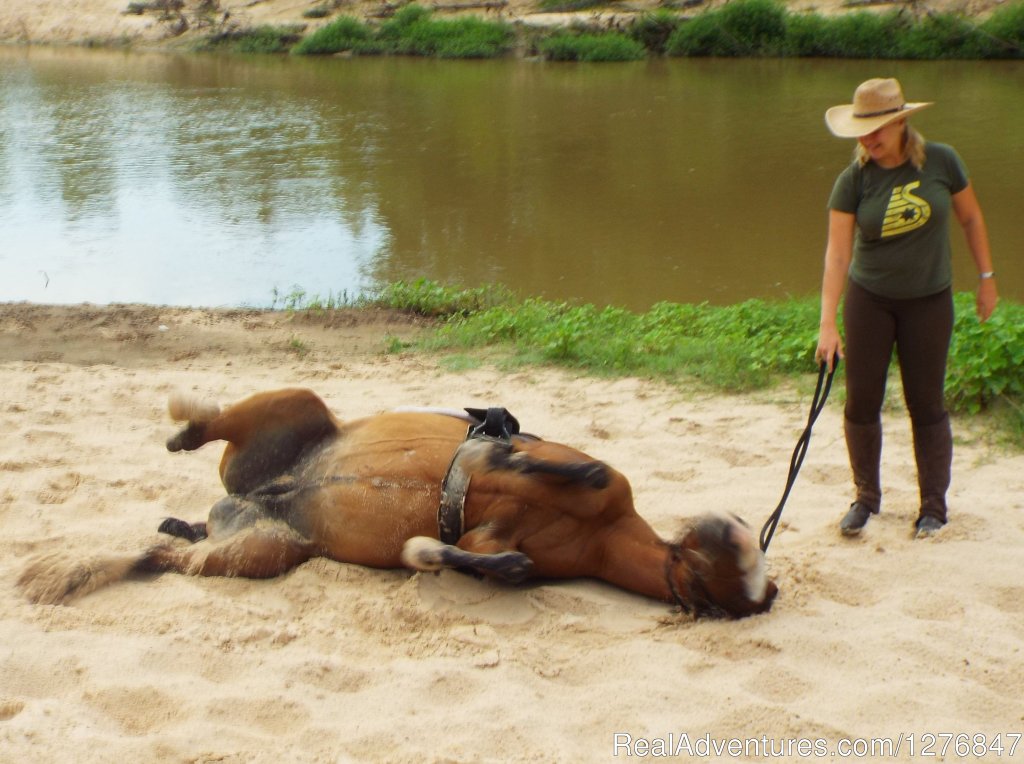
[{"left": 18, "top": 387, "right": 777, "bottom": 618}]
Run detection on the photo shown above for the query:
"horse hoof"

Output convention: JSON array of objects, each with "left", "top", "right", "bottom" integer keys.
[{"left": 158, "top": 517, "right": 207, "bottom": 542}]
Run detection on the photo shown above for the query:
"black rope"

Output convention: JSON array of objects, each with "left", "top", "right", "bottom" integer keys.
[{"left": 759, "top": 356, "right": 839, "bottom": 554}]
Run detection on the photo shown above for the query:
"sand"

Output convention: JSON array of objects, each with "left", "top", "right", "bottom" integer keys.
[{"left": 1, "top": 302, "right": 1022, "bottom": 762}]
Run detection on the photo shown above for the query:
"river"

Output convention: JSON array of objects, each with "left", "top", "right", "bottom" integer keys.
[{"left": 1, "top": 46, "right": 1020, "bottom": 310}]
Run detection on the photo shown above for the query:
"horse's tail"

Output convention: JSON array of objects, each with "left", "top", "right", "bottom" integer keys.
[
  {"left": 168, "top": 391, "right": 221, "bottom": 425},
  {"left": 17, "top": 551, "right": 144, "bottom": 605}
]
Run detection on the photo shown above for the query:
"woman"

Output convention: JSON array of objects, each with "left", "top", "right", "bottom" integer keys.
[{"left": 815, "top": 78, "right": 997, "bottom": 539}]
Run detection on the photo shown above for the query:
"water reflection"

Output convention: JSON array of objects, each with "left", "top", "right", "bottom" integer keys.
[{"left": 1, "top": 47, "right": 1021, "bottom": 310}]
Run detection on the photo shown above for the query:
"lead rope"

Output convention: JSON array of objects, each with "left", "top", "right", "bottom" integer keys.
[{"left": 759, "top": 356, "right": 839, "bottom": 554}]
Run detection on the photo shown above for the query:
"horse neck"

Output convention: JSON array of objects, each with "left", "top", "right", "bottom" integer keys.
[{"left": 594, "top": 518, "right": 682, "bottom": 604}]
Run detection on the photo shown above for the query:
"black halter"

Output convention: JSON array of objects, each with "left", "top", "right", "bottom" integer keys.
[{"left": 663, "top": 541, "right": 724, "bottom": 619}]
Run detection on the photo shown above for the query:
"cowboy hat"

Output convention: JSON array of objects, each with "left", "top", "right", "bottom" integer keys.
[{"left": 825, "top": 78, "right": 933, "bottom": 138}]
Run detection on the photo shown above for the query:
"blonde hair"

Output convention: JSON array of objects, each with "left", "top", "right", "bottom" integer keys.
[{"left": 855, "top": 122, "right": 926, "bottom": 170}]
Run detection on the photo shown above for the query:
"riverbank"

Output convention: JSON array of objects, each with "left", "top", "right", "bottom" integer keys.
[
  {"left": 1, "top": 302, "right": 1023, "bottom": 761},
  {"left": 0, "top": 0, "right": 1007, "bottom": 48}
]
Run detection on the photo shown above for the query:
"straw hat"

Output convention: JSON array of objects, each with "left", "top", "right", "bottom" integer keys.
[{"left": 825, "top": 78, "right": 933, "bottom": 138}]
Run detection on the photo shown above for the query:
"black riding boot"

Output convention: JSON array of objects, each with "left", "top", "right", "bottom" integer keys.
[
  {"left": 912, "top": 413, "right": 952, "bottom": 537},
  {"left": 840, "top": 418, "right": 882, "bottom": 536}
]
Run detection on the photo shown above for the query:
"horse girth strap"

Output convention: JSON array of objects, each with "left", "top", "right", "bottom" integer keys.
[{"left": 437, "top": 407, "right": 520, "bottom": 545}]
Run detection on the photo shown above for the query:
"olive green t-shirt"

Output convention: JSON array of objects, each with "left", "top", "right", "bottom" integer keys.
[{"left": 828, "top": 142, "right": 969, "bottom": 299}]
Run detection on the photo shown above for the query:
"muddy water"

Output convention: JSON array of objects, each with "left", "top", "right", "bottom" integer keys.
[{"left": 1, "top": 47, "right": 1020, "bottom": 309}]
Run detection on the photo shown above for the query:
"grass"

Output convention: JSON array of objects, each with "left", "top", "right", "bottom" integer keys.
[
  {"left": 539, "top": 31, "right": 647, "bottom": 62},
  {"left": 195, "top": 25, "right": 304, "bottom": 54},
  {"left": 274, "top": 279, "right": 1024, "bottom": 446}
]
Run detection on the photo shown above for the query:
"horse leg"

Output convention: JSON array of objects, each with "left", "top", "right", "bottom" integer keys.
[
  {"left": 166, "top": 388, "right": 338, "bottom": 495},
  {"left": 487, "top": 442, "right": 610, "bottom": 489},
  {"left": 19, "top": 518, "right": 317, "bottom": 606},
  {"left": 139, "top": 522, "right": 317, "bottom": 580},
  {"left": 20, "top": 490, "right": 317, "bottom": 605},
  {"left": 401, "top": 534, "right": 534, "bottom": 584}
]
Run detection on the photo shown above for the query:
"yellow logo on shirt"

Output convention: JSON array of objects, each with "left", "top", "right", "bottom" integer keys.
[{"left": 881, "top": 181, "right": 931, "bottom": 237}]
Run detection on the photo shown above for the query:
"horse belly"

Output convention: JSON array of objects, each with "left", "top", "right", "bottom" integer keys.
[
  {"left": 293, "top": 466, "right": 444, "bottom": 569},
  {"left": 285, "top": 415, "right": 471, "bottom": 567}
]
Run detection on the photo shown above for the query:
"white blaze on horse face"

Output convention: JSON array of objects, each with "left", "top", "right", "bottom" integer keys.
[{"left": 728, "top": 518, "right": 768, "bottom": 603}]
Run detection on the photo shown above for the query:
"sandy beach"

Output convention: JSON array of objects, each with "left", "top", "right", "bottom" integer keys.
[{"left": 1, "top": 302, "right": 1022, "bottom": 762}]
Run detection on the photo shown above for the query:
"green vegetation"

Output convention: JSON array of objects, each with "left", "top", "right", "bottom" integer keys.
[
  {"left": 274, "top": 279, "right": 1024, "bottom": 444},
  {"left": 196, "top": 0, "right": 1023, "bottom": 61},
  {"left": 666, "top": 0, "right": 1024, "bottom": 59},
  {"left": 379, "top": 5, "right": 516, "bottom": 58},
  {"left": 538, "top": 31, "right": 647, "bottom": 61},
  {"left": 374, "top": 279, "right": 514, "bottom": 317},
  {"left": 537, "top": 0, "right": 605, "bottom": 11},
  {"left": 292, "top": 5, "right": 514, "bottom": 59},
  {"left": 948, "top": 293, "right": 1024, "bottom": 415},
  {"left": 302, "top": 4, "right": 333, "bottom": 19},
  {"left": 196, "top": 25, "right": 304, "bottom": 53},
  {"left": 407, "top": 288, "right": 822, "bottom": 390},
  {"left": 291, "top": 15, "right": 378, "bottom": 55},
  {"left": 287, "top": 335, "right": 312, "bottom": 358},
  {"left": 667, "top": 0, "right": 787, "bottom": 57}
]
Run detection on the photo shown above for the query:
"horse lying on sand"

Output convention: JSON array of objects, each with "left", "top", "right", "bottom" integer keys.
[{"left": 18, "top": 387, "right": 778, "bottom": 618}]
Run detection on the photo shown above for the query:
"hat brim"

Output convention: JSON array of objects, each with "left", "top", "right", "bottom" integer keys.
[{"left": 824, "top": 101, "right": 933, "bottom": 138}]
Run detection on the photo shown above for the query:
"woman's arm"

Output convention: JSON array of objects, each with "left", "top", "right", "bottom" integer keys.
[
  {"left": 952, "top": 181, "right": 998, "bottom": 322},
  {"left": 816, "top": 209, "right": 856, "bottom": 371}
]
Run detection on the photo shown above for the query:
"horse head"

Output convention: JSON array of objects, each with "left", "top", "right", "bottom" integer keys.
[{"left": 669, "top": 513, "right": 778, "bottom": 619}]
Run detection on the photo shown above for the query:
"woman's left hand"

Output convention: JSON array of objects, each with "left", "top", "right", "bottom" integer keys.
[{"left": 977, "top": 278, "right": 998, "bottom": 322}]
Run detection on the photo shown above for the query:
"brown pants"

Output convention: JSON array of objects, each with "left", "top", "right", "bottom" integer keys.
[{"left": 843, "top": 280, "right": 953, "bottom": 427}]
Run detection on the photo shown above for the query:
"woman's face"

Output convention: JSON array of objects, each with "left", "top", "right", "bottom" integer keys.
[{"left": 858, "top": 118, "right": 907, "bottom": 168}]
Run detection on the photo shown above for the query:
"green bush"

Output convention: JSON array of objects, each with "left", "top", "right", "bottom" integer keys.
[
  {"left": 978, "top": 1, "right": 1024, "bottom": 58},
  {"left": 825, "top": 11, "right": 905, "bottom": 58},
  {"left": 947, "top": 293, "right": 1024, "bottom": 414},
  {"left": 291, "top": 16, "right": 377, "bottom": 55},
  {"left": 233, "top": 26, "right": 304, "bottom": 54},
  {"left": 292, "top": 5, "right": 513, "bottom": 58},
  {"left": 783, "top": 12, "right": 841, "bottom": 56},
  {"left": 371, "top": 5, "right": 515, "bottom": 58},
  {"left": 539, "top": 31, "right": 646, "bottom": 61},
  {"left": 377, "top": 2, "right": 433, "bottom": 35},
  {"left": 897, "top": 12, "right": 989, "bottom": 59},
  {"left": 666, "top": 0, "right": 787, "bottom": 56},
  {"left": 396, "top": 15, "right": 515, "bottom": 58},
  {"left": 668, "top": 1, "right": 1016, "bottom": 60}
]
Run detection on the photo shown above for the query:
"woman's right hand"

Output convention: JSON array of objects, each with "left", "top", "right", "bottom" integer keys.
[{"left": 816, "top": 323, "right": 844, "bottom": 372}]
